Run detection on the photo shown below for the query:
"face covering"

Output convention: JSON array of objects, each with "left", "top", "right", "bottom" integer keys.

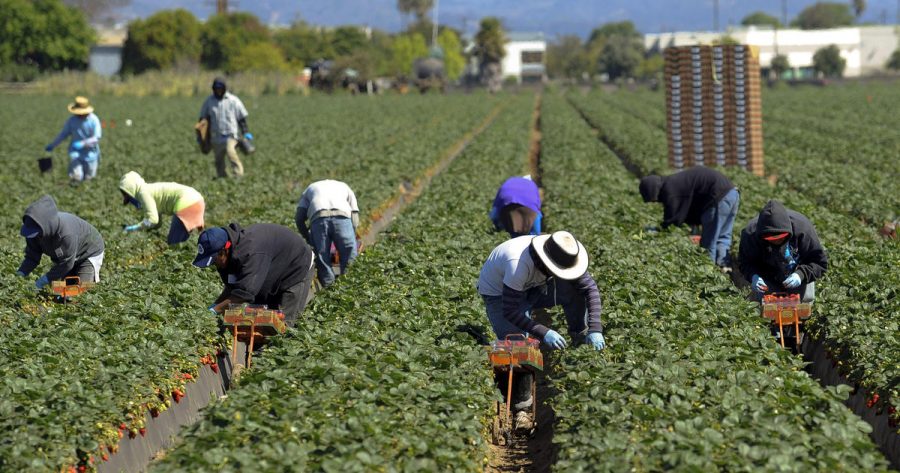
[
  {"left": 128, "top": 196, "right": 142, "bottom": 209},
  {"left": 766, "top": 240, "right": 797, "bottom": 280},
  {"left": 24, "top": 230, "right": 40, "bottom": 239}
]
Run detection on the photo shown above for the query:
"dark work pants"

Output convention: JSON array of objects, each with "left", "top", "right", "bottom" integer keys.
[
  {"left": 167, "top": 216, "right": 190, "bottom": 245},
  {"left": 267, "top": 258, "right": 315, "bottom": 328}
]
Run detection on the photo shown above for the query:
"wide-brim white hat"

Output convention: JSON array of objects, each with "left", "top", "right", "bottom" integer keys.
[{"left": 531, "top": 231, "right": 589, "bottom": 280}]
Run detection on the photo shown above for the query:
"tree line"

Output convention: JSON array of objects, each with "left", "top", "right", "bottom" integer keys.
[{"left": 2, "top": 0, "right": 899, "bottom": 83}]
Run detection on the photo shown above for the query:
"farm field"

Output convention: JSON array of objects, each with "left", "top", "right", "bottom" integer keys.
[{"left": 0, "top": 87, "right": 897, "bottom": 472}]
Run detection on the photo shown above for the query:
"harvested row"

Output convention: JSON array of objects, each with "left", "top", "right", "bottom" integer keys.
[
  {"left": 153, "top": 94, "right": 537, "bottom": 471},
  {"left": 567, "top": 92, "right": 900, "bottom": 457},
  {"left": 540, "top": 93, "right": 889, "bottom": 471},
  {"left": 0, "top": 94, "right": 501, "bottom": 471}
]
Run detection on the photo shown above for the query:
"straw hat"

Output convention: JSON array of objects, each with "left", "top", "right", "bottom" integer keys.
[
  {"left": 531, "top": 231, "right": 589, "bottom": 280},
  {"left": 67, "top": 96, "right": 94, "bottom": 115}
]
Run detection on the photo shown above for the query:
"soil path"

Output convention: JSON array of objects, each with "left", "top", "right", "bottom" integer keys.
[{"left": 485, "top": 94, "right": 558, "bottom": 473}]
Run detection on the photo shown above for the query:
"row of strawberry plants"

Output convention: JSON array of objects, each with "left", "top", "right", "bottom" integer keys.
[
  {"left": 0, "top": 93, "right": 501, "bottom": 471},
  {"left": 153, "top": 94, "right": 537, "bottom": 471},
  {"left": 540, "top": 93, "right": 889, "bottom": 471},
  {"left": 763, "top": 84, "right": 900, "bottom": 155},
  {"left": 600, "top": 89, "right": 899, "bottom": 226},
  {"left": 568, "top": 92, "right": 900, "bottom": 435}
]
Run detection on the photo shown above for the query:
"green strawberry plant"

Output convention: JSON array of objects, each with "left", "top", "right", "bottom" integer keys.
[
  {"left": 540, "top": 93, "right": 889, "bottom": 471},
  {"left": 153, "top": 95, "right": 536, "bottom": 471},
  {"left": 0, "top": 93, "right": 501, "bottom": 471},
  {"left": 568, "top": 90, "right": 900, "bottom": 440}
]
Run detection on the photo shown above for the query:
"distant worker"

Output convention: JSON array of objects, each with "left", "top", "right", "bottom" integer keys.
[
  {"left": 739, "top": 200, "right": 828, "bottom": 302},
  {"left": 194, "top": 223, "right": 315, "bottom": 327},
  {"left": 477, "top": 231, "right": 605, "bottom": 427},
  {"left": 490, "top": 176, "right": 542, "bottom": 238},
  {"left": 15, "top": 195, "right": 105, "bottom": 289},
  {"left": 295, "top": 179, "right": 359, "bottom": 287},
  {"left": 44, "top": 96, "right": 102, "bottom": 184},
  {"left": 119, "top": 171, "right": 206, "bottom": 244},
  {"left": 639, "top": 167, "right": 740, "bottom": 270},
  {"left": 198, "top": 77, "right": 251, "bottom": 178}
]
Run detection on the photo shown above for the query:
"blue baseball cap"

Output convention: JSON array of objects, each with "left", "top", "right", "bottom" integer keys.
[
  {"left": 193, "top": 227, "right": 229, "bottom": 268},
  {"left": 20, "top": 217, "right": 41, "bottom": 238}
]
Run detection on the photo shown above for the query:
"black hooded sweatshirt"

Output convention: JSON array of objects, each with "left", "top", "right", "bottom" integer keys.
[
  {"left": 17, "top": 195, "right": 104, "bottom": 280},
  {"left": 216, "top": 223, "right": 312, "bottom": 303},
  {"left": 738, "top": 200, "right": 828, "bottom": 289},
  {"left": 639, "top": 167, "right": 734, "bottom": 228}
]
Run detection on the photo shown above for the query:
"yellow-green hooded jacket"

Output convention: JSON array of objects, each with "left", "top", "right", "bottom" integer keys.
[{"left": 119, "top": 172, "right": 203, "bottom": 227}]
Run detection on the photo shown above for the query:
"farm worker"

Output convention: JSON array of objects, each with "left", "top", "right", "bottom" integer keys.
[
  {"left": 119, "top": 172, "right": 206, "bottom": 245},
  {"left": 477, "top": 231, "right": 605, "bottom": 427},
  {"left": 738, "top": 200, "right": 828, "bottom": 303},
  {"left": 198, "top": 77, "right": 251, "bottom": 178},
  {"left": 44, "top": 96, "right": 102, "bottom": 183},
  {"left": 15, "top": 195, "right": 105, "bottom": 289},
  {"left": 490, "top": 175, "right": 542, "bottom": 238},
  {"left": 639, "top": 167, "right": 740, "bottom": 270},
  {"left": 194, "top": 223, "right": 315, "bottom": 328},
  {"left": 295, "top": 179, "right": 359, "bottom": 287}
]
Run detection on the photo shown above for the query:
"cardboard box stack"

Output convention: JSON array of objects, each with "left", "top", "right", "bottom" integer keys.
[{"left": 664, "top": 45, "right": 764, "bottom": 176}]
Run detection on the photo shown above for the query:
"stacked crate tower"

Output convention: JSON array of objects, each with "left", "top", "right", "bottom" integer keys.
[{"left": 664, "top": 45, "right": 764, "bottom": 176}]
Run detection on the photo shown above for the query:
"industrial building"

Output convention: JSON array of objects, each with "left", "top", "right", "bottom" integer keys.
[{"left": 645, "top": 25, "right": 900, "bottom": 78}]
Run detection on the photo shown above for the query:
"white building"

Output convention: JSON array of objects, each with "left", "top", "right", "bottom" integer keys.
[
  {"left": 501, "top": 32, "right": 547, "bottom": 83},
  {"left": 89, "top": 27, "right": 126, "bottom": 77},
  {"left": 645, "top": 26, "right": 900, "bottom": 78}
]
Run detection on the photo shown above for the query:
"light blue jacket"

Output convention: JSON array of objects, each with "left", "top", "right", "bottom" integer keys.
[{"left": 48, "top": 113, "right": 102, "bottom": 162}]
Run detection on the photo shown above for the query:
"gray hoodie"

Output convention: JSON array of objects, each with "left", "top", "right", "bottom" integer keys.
[{"left": 17, "top": 195, "right": 105, "bottom": 281}]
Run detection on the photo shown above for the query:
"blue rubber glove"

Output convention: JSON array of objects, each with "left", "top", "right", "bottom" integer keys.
[
  {"left": 751, "top": 274, "right": 768, "bottom": 293},
  {"left": 72, "top": 140, "right": 85, "bottom": 150},
  {"left": 783, "top": 272, "right": 802, "bottom": 289},
  {"left": 209, "top": 306, "right": 218, "bottom": 315},
  {"left": 123, "top": 223, "right": 142, "bottom": 232},
  {"left": 35, "top": 275, "right": 49, "bottom": 290},
  {"left": 243, "top": 132, "right": 253, "bottom": 141},
  {"left": 586, "top": 332, "right": 606, "bottom": 350},
  {"left": 543, "top": 330, "right": 567, "bottom": 350},
  {"left": 44, "top": 144, "right": 54, "bottom": 152},
  {"left": 15, "top": 270, "right": 27, "bottom": 277}
]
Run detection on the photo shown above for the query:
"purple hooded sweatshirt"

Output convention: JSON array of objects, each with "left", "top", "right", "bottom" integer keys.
[{"left": 493, "top": 177, "right": 541, "bottom": 212}]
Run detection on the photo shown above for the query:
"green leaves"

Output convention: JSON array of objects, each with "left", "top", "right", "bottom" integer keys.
[
  {"left": 155, "top": 95, "right": 534, "bottom": 471},
  {"left": 0, "top": 93, "right": 502, "bottom": 471},
  {"left": 541, "top": 94, "right": 890, "bottom": 471}
]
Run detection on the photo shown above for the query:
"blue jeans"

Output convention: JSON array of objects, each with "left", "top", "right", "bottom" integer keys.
[
  {"left": 700, "top": 188, "right": 739, "bottom": 266},
  {"left": 310, "top": 216, "right": 357, "bottom": 287},
  {"left": 68, "top": 157, "right": 98, "bottom": 181},
  {"left": 482, "top": 278, "right": 588, "bottom": 341},
  {"left": 167, "top": 215, "right": 191, "bottom": 245}
]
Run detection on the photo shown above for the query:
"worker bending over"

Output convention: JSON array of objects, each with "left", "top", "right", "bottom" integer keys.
[
  {"left": 120, "top": 171, "right": 205, "bottom": 244},
  {"left": 194, "top": 223, "right": 315, "bottom": 327},
  {"left": 490, "top": 175, "right": 542, "bottom": 238},
  {"left": 477, "top": 231, "right": 605, "bottom": 427},
  {"left": 739, "top": 200, "right": 828, "bottom": 302},
  {"left": 16, "top": 195, "right": 105, "bottom": 289},
  {"left": 295, "top": 179, "right": 359, "bottom": 287},
  {"left": 639, "top": 167, "right": 739, "bottom": 270}
]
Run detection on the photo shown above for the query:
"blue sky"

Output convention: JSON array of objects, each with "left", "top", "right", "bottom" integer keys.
[{"left": 123, "top": 0, "right": 900, "bottom": 38}]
